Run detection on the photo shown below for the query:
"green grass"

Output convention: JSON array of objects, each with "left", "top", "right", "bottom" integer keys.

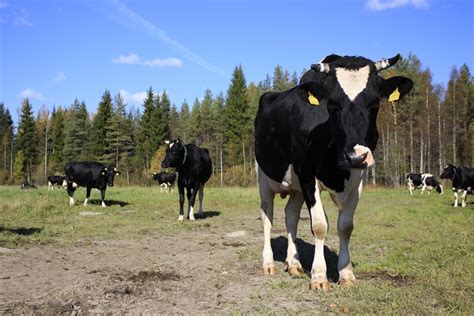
[{"left": 0, "top": 185, "right": 472, "bottom": 313}]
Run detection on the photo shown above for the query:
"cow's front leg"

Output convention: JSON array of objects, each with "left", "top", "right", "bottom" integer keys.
[
  {"left": 67, "top": 184, "right": 76, "bottom": 206},
  {"left": 178, "top": 182, "right": 185, "bottom": 222},
  {"left": 187, "top": 183, "right": 200, "bottom": 221},
  {"left": 302, "top": 180, "right": 329, "bottom": 291},
  {"left": 285, "top": 191, "right": 304, "bottom": 276},
  {"left": 100, "top": 188, "right": 107, "bottom": 207},
  {"left": 83, "top": 186, "right": 92, "bottom": 206},
  {"left": 421, "top": 185, "right": 426, "bottom": 194},
  {"left": 336, "top": 182, "right": 362, "bottom": 287},
  {"left": 454, "top": 189, "right": 459, "bottom": 207}
]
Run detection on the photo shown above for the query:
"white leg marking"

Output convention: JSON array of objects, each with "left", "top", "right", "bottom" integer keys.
[
  {"left": 454, "top": 190, "right": 459, "bottom": 207},
  {"left": 258, "top": 167, "right": 276, "bottom": 274},
  {"left": 285, "top": 191, "right": 304, "bottom": 274},
  {"left": 421, "top": 185, "right": 426, "bottom": 194},
  {"left": 101, "top": 201, "right": 106, "bottom": 208},
  {"left": 83, "top": 198, "right": 88, "bottom": 206},
  {"left": 462, "top": 190, "right": 468, "bottom": 208},
  {"left": 310, "top": 180, "right": 328, "bottom": 287},
  {"left": 48, "top": 181, "right": 53, "bottom": 191},
  {"left": 178, "top": 214, "right": 184, "bottom": 222},
  {"left": 69, "top": 197, "right": 75, "bottom": 206},
  {"left": 189, "top": 205, "right": 195, "bottom": 221},
  {"left": 72, "top": 182, "right": 78, "bottom": 188}
]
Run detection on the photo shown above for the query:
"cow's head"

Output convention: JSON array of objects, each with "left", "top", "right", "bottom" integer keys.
[
  {"left": 440, "top": 164, "right": 457, "bottom": 179},
  {"left": 302, "top": 54, "right": 413, "bottom": 171},
  {"left": 152, "top": 171, "right": 159, "bottom": 180},
  {"left": 161, "top": 139, "right": 187, "bottom": 168},
  {"left": 102, "top": 166, "right": 120, "bottom": 186}
]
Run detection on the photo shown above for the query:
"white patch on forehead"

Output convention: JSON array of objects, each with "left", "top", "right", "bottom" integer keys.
[{"left": 335, "top": 65, "right": 370, "bottom": 101}]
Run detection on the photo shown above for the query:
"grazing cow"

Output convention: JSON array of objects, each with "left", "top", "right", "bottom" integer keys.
[
  {"left": 152, "top": 171, "right": 177, "bottom": 193},
  {"left": 64, "top": 162, "right": 120, "bottom": 207},
  {"left": 406, "top": 173, "right": 443, "bottom": 195},
  {"left": 21, "top": 181, "right": 37, "bottom": 190},
  {"left": 47, "top": 175, "right": 66, "bottom": 191},
  {"left": 255, "top": 54, "right": 412, "bottom": 290},
  {"left": 440, "top": 164, "right": 474, "bottom": 207},
  {"left": 161, "top": 139, "right": 212, "bottom": 221}
]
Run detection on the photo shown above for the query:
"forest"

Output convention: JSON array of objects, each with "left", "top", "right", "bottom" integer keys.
[{"left": 0, "top": 53, "right": 472, "bottom": 186}]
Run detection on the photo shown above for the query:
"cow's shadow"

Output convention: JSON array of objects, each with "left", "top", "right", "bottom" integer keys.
[
  {"left": 271, "top": 236, "right": 340, "bottom": 282},
  {"left": 88, "top": 199, "right": 129, "bottom": 207},
  {"left": 0, "top": 226, "right": 42, "bottom": 236},
  {"left": 196, "top": 211, "right": 221, "bottom": 219}
]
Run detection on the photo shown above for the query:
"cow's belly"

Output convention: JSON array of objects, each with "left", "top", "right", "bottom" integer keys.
[{"left": 259, "top": 164, "right": 301, "bottom": 194}]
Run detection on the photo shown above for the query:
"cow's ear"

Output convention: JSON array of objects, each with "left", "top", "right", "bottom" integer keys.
[
  {"left": 381, "top": 76, "right": 413, "bottom": 102},
  {"left": 320, "top": 54, "right": 341, "bottom": 63},
  {"left": 299, "top": 82, "right": 325, "bottom": 106}
]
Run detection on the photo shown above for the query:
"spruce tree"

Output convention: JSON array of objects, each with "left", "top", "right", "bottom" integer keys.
[
  {"left": 177, "top": 100, "right": 191, "bottom": 143},
  {"left": 49, "top": 107, "right": 65, "bottom": 172},
  {"left": 63, "top": 99, "right": 90, "bottom": 162},
  {"left": 160, "top": 91, "right": 171, "bottom": 141},
  {"left": 16, "top": 98, "right": 37, "bottom": 182},
  {"left": 224, "top": 65, "right": 248, "bottom": 166},
  {"left": 0, "top": 104, "right": 15, "bottom": 181},
  {"left": 91, "top": 90, "right": 113, "bottom": 162}
]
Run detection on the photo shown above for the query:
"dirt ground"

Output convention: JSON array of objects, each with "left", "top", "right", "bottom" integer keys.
[{"left": 0, "top": 220, "right": 329, "bottom": 315}]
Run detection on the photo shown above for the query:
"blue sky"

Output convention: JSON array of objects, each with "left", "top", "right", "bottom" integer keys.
[{"left": 1, "top": 0, "right": 473, "bottom": 124}]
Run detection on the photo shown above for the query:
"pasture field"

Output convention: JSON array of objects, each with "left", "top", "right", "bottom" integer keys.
[{"left": 0, "top": 185, "right": 472, "bottom": 314}]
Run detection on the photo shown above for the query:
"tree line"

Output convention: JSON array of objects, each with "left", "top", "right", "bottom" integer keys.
[{"left": 0, "top": 53, "right": 472, "bottom": 187}]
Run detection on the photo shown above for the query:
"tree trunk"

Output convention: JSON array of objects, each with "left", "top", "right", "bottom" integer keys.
[
  {"left": 426, "top": 88, "right": 431, "bottom": 172},
  {"left": 44, "top": 124, "right": 49, "bottom": 184},
  {"left": 452, "top": 82, "right": 457, "bottom": 165},
  {"left": 438, "top": 101, "right": 442, "bottom": 173},
  {"left": 420, "top": 129, "right": 424, "bottom": 173},
  {"left": 220, "top": 148, "right": 223, "bottom": 187}
]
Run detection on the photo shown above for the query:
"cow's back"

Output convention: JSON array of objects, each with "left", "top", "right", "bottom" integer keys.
[
  {"left": 184, "top": 145, "right": 212, "bottom": 184},
  {"left": 65, "top": 162, "right": 106, "bottom": 188}
]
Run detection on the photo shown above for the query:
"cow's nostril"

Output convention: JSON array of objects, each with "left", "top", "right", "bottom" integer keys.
[{"left": 345, "top": 151, "right": 368, "bottom": 168}]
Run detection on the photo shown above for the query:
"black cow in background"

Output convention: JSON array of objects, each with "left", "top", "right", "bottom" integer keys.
[
  {"left": 48, "top": 175, "right": 66, "bottom": 191},
  {"left": 21, "top": 181, "right": 37, "bottom": 190},
  {"left": 152, "top": 171, "right": 177, "bottom": 193},
  {"left": 64, "top": 162, "right": 120, "bottom": 207},
  {"left": 406, "top": 173, "right": 443, "bottom": 195},
  {"left": 161, "top": 139, "right": 212, "bottom": 221},
  {"left": 440, "top": 164, "right": 474, "bottom": 207},
  {"left": 254, "top": 54, "right": 412, "bottom": 290}
]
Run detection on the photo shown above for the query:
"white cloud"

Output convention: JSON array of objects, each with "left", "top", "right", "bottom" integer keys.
[
  {"left": 19, "top": 88, "right": 44, "bottom": 101},
  {"left": 13, "top": 8, "right": 32, "bottom": 26},
  {"left": 53, "top": 71, "right": 66, "bottom": 82},
  {"left": 143, "top": 57, "right": 182, "bottom": 67},
  {"left": 118, "top": 89, "right": 147, "bottom": 106},
  {"left": 366, "top": 0, "right": 429, "bottom": 11},
  {"left": 113, "top": 53, "right": 141, "bottom": 64}
]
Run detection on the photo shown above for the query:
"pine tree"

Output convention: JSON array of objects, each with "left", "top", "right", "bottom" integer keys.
[
  {"left": 177, "top": 100, "right": 191, "bottom": 143},
  {"left": 160, "top": 91, "right": 171, "bottom": 141},
  {"left": 169, "top": 104, "right": 179, "bottom": 139},
  {"left": 189, "top": 98, "right": 202, "bottom": 144},
  {"left": 16, "top": 99, "right": 37, "bottom": 182},
  {"left": 35, "top": 105, "right": 50, "bottom": 183},
  {"left": 136, "top": 87, "right": 160, "bottom": 172},
  {"left": 91, "top": 90, "right": 113, "bottom": 162},
  {"left": 224, "top": 65, "right": 249, "bottom": 166},
  {"left": 0, "top": 104, "right": 15, "bottom": 182}
]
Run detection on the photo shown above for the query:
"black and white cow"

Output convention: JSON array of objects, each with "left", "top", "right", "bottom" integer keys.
[
  {"left": 47, "top": 175, "right": 66, "bottom": 191},
  {"left": 21, "top": 181, "right": 37, "bottom": 190},
  {"left": 64, "top": 162, "right": 120, "bottom": 207},
  {"left": 161, "top": 139, "right": 212, "bottom": 221},
  {"left": 255, "top": 54, "right": 412, "bottom": 291},
  {"left": 406, "top": 173, "right": 443, "bottom": 195},
  {"left": 152, "top": 171, "right": 177, "bottom": 193},
  {"left": 440, "top": 164, "right": 474, "bottom": 207}
]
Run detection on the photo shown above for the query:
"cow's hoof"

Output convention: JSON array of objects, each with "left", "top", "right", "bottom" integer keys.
[
  {"left": 338, "top": 279, "right": 356, "bottom": 287},
  {"left": 189, "top": 216, "right": 195, "bottom": 221},
  {"left": 287, "top": 266, "right": 304, "bottom": 276},
  {"left": 178, "top": 215, "right": 184, "bottom": 222},
  {"left": 310, "top": 280, "right": 330, "bottom": 292},
  {"left": 262, "top": 265, "right": 276, "bottom": 275}
]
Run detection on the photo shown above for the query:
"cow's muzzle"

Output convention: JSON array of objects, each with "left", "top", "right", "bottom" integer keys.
[{"left": 345, "top": 145, "right": 375, "bottom": 169}]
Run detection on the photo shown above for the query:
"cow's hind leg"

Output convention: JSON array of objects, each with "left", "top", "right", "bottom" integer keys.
[
  {"left": 336, "top": 183, "right": 362, "bottom": 287},
  {"left": 285, "top": 191, "right": 304, "bottom": 276},
  {"left": 454, "top": 189, "right": 459, "bottom": 207},
  {"left": 48, "top": 181, "right": 53, "bottom": 191},
  {"left": 462, "top": 190, "right": 468, "bottom": 207},
  {"left": 100, "top": 189, "right": 107, "bottom": 207},
  {"left": 258, "top": 169, "right": 276, "bottom": 275},
  {"left": 197, "top": 184, "right": 204, "bottom": 219},
  {"left": 178, "top": 182, "right": 185, "bottom": 222},
  {"left": 188, "top": 183, "right": 200, "bottom": 221}
]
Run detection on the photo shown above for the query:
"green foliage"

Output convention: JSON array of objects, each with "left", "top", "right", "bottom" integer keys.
[
  {"left": 49, "top": 107, "right": 65, "bottom": 172},
  {"left": 63, "top": 99, "right": 91, "bottom": 162},
  {"left": 91, "top": 90, "right": 114, "bottom": 162},
  {"left": 16, "top": 99, "right": 37, "bottom": 182}
]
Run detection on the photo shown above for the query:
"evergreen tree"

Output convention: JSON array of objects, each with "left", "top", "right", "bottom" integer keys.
[
  {"left": 169, "top": 104, "right": 179, "bottom": 139},
  {"left": 16, "top": 99, "right": 37, "bottom": 182},
  {"left": 136, "top": 87, "right": 160, "bottom": 172},
  {"left": 0, "top": 104, "right": 15, "bottom": 181},
  {"left": 189, "top": 98, "right": 202, "bottom": 144},
  {"left": 272, "top": 65, "right": 292, "bottom": 91},
  {"left": 160, "top": 91, "right": 171, "bottom": 141},
  {"left": 49, "top": 107, "right": 65, "bottom": 173},
  {"left": 35, "top": 105, "right": 50, "bottom": 182},
  {"left": 91, "top": 90, "right": 113, "bottom": 162},
  {"left": 63, "top": 99, "right": 90, "bottom": 162},
  {"left": 224, "top": 65, "right": 249, "bottom": 166},
  {"left": 177, "top": 100, "right": 191, "bottom": 143}
]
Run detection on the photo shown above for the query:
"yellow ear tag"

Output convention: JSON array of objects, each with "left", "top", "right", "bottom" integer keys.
[
  {"left": 308, "top": 92, "right": 319, "bottom": 105},
  {"left": 388, "top": 88, "right": 400, "bottom": 102}
]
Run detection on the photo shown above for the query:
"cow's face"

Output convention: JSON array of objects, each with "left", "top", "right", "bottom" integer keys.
[
  {"left": 102, "top": 167, "right": 120, "bottom": 186},
  {"left": 152, "top": 172, "right": 159, "bottom": 180},
  {"left": 440, "top": 164, "right": 456, "bottom": 179},
  {"left": 161, "top": 139, "right": 186, "bottom": 168},
  {"left": 305, "top": 54, "right": 413, "bottom": 171}
]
